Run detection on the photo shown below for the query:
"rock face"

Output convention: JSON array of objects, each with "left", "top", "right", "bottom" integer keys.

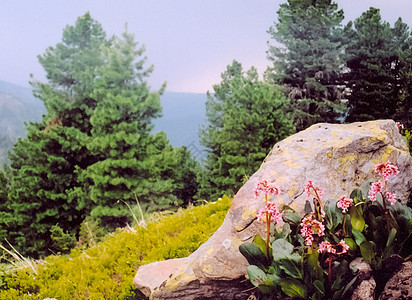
[
  {"left": 379, "top": 261, "right": 412, "bottom": 300},
  {"left": 134, "top": 120, "right": 412, "bottom": 299}
]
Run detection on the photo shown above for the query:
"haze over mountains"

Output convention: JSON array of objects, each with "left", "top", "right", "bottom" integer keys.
[{"left": 0, "top": 80, "right": 207, "bottom": 165}]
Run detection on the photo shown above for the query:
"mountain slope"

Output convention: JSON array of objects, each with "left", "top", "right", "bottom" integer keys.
[{"left": 0, "top": 80, "right": 46, "bottom": 164}]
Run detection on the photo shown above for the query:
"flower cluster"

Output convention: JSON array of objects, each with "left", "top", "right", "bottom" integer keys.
[
  {"left": 396, "top": 122, "right": 404, "bottom": 131},
  {"left": 300, "top": 212, "right": 325, "bottom": 246},
  {"left": 256, "top": 202, "right": 282, "bottom": 224},
  {"left": 368, "top": 181, "right": 382, "bottom": 201},
  {"left": 337, "top": 195, "right": 353, "bottom": 213},
  {"left": 375, "top": 161, "right": 399, "bottom": 181},
  {"left": 369, "top": 161, "right": 398, "bottom": 205},
  {"left": 254, "top": 180, "right": 280, "bottom": 198},
  {"left": 305, "top": 180, "right": 324, "bottom": 199},
  {"left": 386, "top": 192, "right": 397, "bottom": 206},
  {"left": 318, "top": 240, "right": 349, "bottom": 255}
]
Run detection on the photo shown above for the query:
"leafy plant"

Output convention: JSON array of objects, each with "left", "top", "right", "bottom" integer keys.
[{"left": 240, "top": 161, "right": 412, "bottom": 299}]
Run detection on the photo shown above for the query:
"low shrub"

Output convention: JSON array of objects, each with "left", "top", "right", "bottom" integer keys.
[{"left": 0, "top": 196, "right": 232, "bottom": 299}]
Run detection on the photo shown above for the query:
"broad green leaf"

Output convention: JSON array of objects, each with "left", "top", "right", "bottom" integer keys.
[
  {"left": 313, "top": 279, "right": 325, "bottom": 295},
  {"left": 344, "top": 237, "right": 356, "bottom": 251},
  {"left": 239, "top": 243, "right": 268, "bottom": 269},
  {"left": 280, "top": 278, "right": 307, "bottom": 298},
  {"left": 247, "top": 265, "right": 267, "bottom": 287},
  {"left": 360, "top": 241, "right": 375, "bottom": 264},
  {"left": 253, "top": 234, "right": 268, "bottom": 256},
  {"left": 349, "top": 205, "right": 365, "bottom": 231},
  {"left": 352, "top": 229, "right": 366, "bottom": 246},
  {"left": 386, "top": 227, "right": 397, "bottom": 248},
  {"left": 272, "top": 239, "right": 294, "bottom": 261},
  {"left": 283, "top": 209, "right": 302, "bottom": 226},
  {"left": 324, "top": 198, "right": 343, "bottom": 231},
  {"left": 350, "top": 189, "right": 363, "bottom": 204},
  {"left": 279, "top": 258, "right": 302, "bottom": 279}
]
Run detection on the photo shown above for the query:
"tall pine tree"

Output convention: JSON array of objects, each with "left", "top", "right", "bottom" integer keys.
[
  {"left": 344, "top": 8, "right": 412, "bottom": 125},
  {"left": 199, "top": 61, "right": 295, "bottom": 199},
  {"left": 267, "top": 0, "right": 348, "bottom": 130}
]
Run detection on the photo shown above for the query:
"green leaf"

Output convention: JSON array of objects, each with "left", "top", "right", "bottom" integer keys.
[
  {"left": 349, "top": 205, "right": 365, "bottom": 231},
  {"left": 352, "top": 229, "right": 366, "bottom": 246},
  {"left": 344, "top": 238, "right": 357, "bottom": 251},
  {"left": 386, "top": 227, "right": 397, "bottom": 248},
  {"left": 280, "top": 278, "right": 307, "bottom": 298},
  {"left": 239, "top": 242, "right": 268, "bottom": 269},
  {"left": 247, "top": 265, "right": 267, "bottom": 287},
  {"left": 279, "top": 258, "right": 302, "bottom": 279},
  {"left": 313, "top": 279, "right": 325, "bottom": 295},
  {"left": 272, "top": 239, "right": 294, "bottom": 261},
  {"left": 360, "top": 241, "right": 375, "bottom": 264},
  {"left": 324, "top": 198, "right": 343, "bottom": 231},
  {"left": 252, "top": 234, "right": 268, "bottom": 257},
  {"left": 350, "top": 189, "right": 363, "bottom": 204},
  {"left": 283, "top": 208, "right": 302, "bottom": 226}
]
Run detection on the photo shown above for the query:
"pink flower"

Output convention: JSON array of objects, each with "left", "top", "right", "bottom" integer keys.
[
  {"left": 300, "top": 212, "right": 325, "bottom": 246},
  {"left": 386, "top": 192, "right": 397, "bottom": 206},
  {"left": 256, "top": 201, "right": 282, "bottom": 224},
  {"left": 337, "top": 195, "right": 353, "bottom": 213},
  {"left": 375, "top": 161, "right": 399, "bottom": 181},
  {"left": 305, "top": 180, "right": 324, "bottom": 199},
  {"left": 318, "top": 240, "right": 335, "bottom": 254},
  {"left": 337, "top": 240, "right": 349, "bottom": 254},
  {"left": 254, "top": 180, "right": 280, "bottom": 197},
  {"left": 369, "top": 181, "right": 382, "bottom": 201},
  {"left": 318, "top": 240, "right": 349, "bottom": 255}
]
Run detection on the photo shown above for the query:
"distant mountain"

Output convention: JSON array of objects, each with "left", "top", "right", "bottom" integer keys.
[
  {"left": 153, "top": 92, "right": 207, "bottom": 161},
  {"left": 0, "top": 80, "right": 46, "bottom": 164},
  {"left": 0, "top": 80, "right": 207, "bottom": 165}
]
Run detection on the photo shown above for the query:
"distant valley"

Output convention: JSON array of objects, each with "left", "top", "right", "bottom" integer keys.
[{"left": 0, "top": 80, "right": 207, "bottom": 165}]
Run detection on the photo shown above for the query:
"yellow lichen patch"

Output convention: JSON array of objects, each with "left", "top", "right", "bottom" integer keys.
[
  {"left": 241, "top": 207, "right": 256, "bottom": 221},
  {"left": 286, "top": 160, "right": 300, "bottom": 169},
  {"left": 164, "top": 270, "right": 197, "bottom": 291},
  {"left": 202, "top": 264, "right": 213, "bottom": 273},
  {"left": 328, "top": 152, "right": 333, "bottom": 158},
  {"left": 277, "top": 197, "right": 284, "bottom": 205},
  {"left": 270, "top": 170, "right": 277, "bottom": 175},
  {"left": 371, "top": 146, "right": 394, "bottom": 164},
  {"left": 339, "top": 153, "right": 357, "bottom": 164},
  {"left": 235, "top": 225, "right": 243, "bottom": 231},
  {"left": 276, "top": 176, "right": 287, "bottom": 183},
  {"left": 288, "top": 185, "right": 298, "bottom": 197},
  {"left": 207, "top": 248, "right": 214, "bottom": 255},
  {"left": 291, "top": 202, "right": 297, "bottom": 208}
]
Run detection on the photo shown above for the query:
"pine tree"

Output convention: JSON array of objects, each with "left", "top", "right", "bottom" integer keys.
[
  {"left": 4, "top": 14, "right": 198, "bottom": 256},
  {"left": 199, "top": 61, "right": 295, "bottom": 199},
  {"left": 267, "top": 0, "right": 348, "bottom": 130},
  {"left": 344, "top": 8, "right": 411, "bottom": 124}
]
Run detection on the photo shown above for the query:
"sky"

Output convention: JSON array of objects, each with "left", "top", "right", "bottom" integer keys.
[{"left": 0, "top": 0, "right": 411, "bottom": 93}]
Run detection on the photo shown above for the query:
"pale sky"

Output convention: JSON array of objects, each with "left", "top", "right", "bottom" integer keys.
[{"left": 0, "top": 0, "right": 411, "bottom": 93}]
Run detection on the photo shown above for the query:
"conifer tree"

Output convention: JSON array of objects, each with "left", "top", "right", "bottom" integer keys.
[
  {"left": 4, "top": 14, "right": 198, "bottom": 255},
  {"left": 267, "top": 0, "right": 348, "bottom": 130},
  {"left": 199, "top": 61, "right": 295, "bottom": 199},
  {"left": 344, "top": 8, "right": 412, "bottom": 125}
]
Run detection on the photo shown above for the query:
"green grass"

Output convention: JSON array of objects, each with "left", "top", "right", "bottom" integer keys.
[{"left": 0, "top": 196, "right": 232, "bottom": 300}]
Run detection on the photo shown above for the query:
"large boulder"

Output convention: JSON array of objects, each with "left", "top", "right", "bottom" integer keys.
[{"left": 134, "top": 120, "right": 412, "bottom": 299}]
